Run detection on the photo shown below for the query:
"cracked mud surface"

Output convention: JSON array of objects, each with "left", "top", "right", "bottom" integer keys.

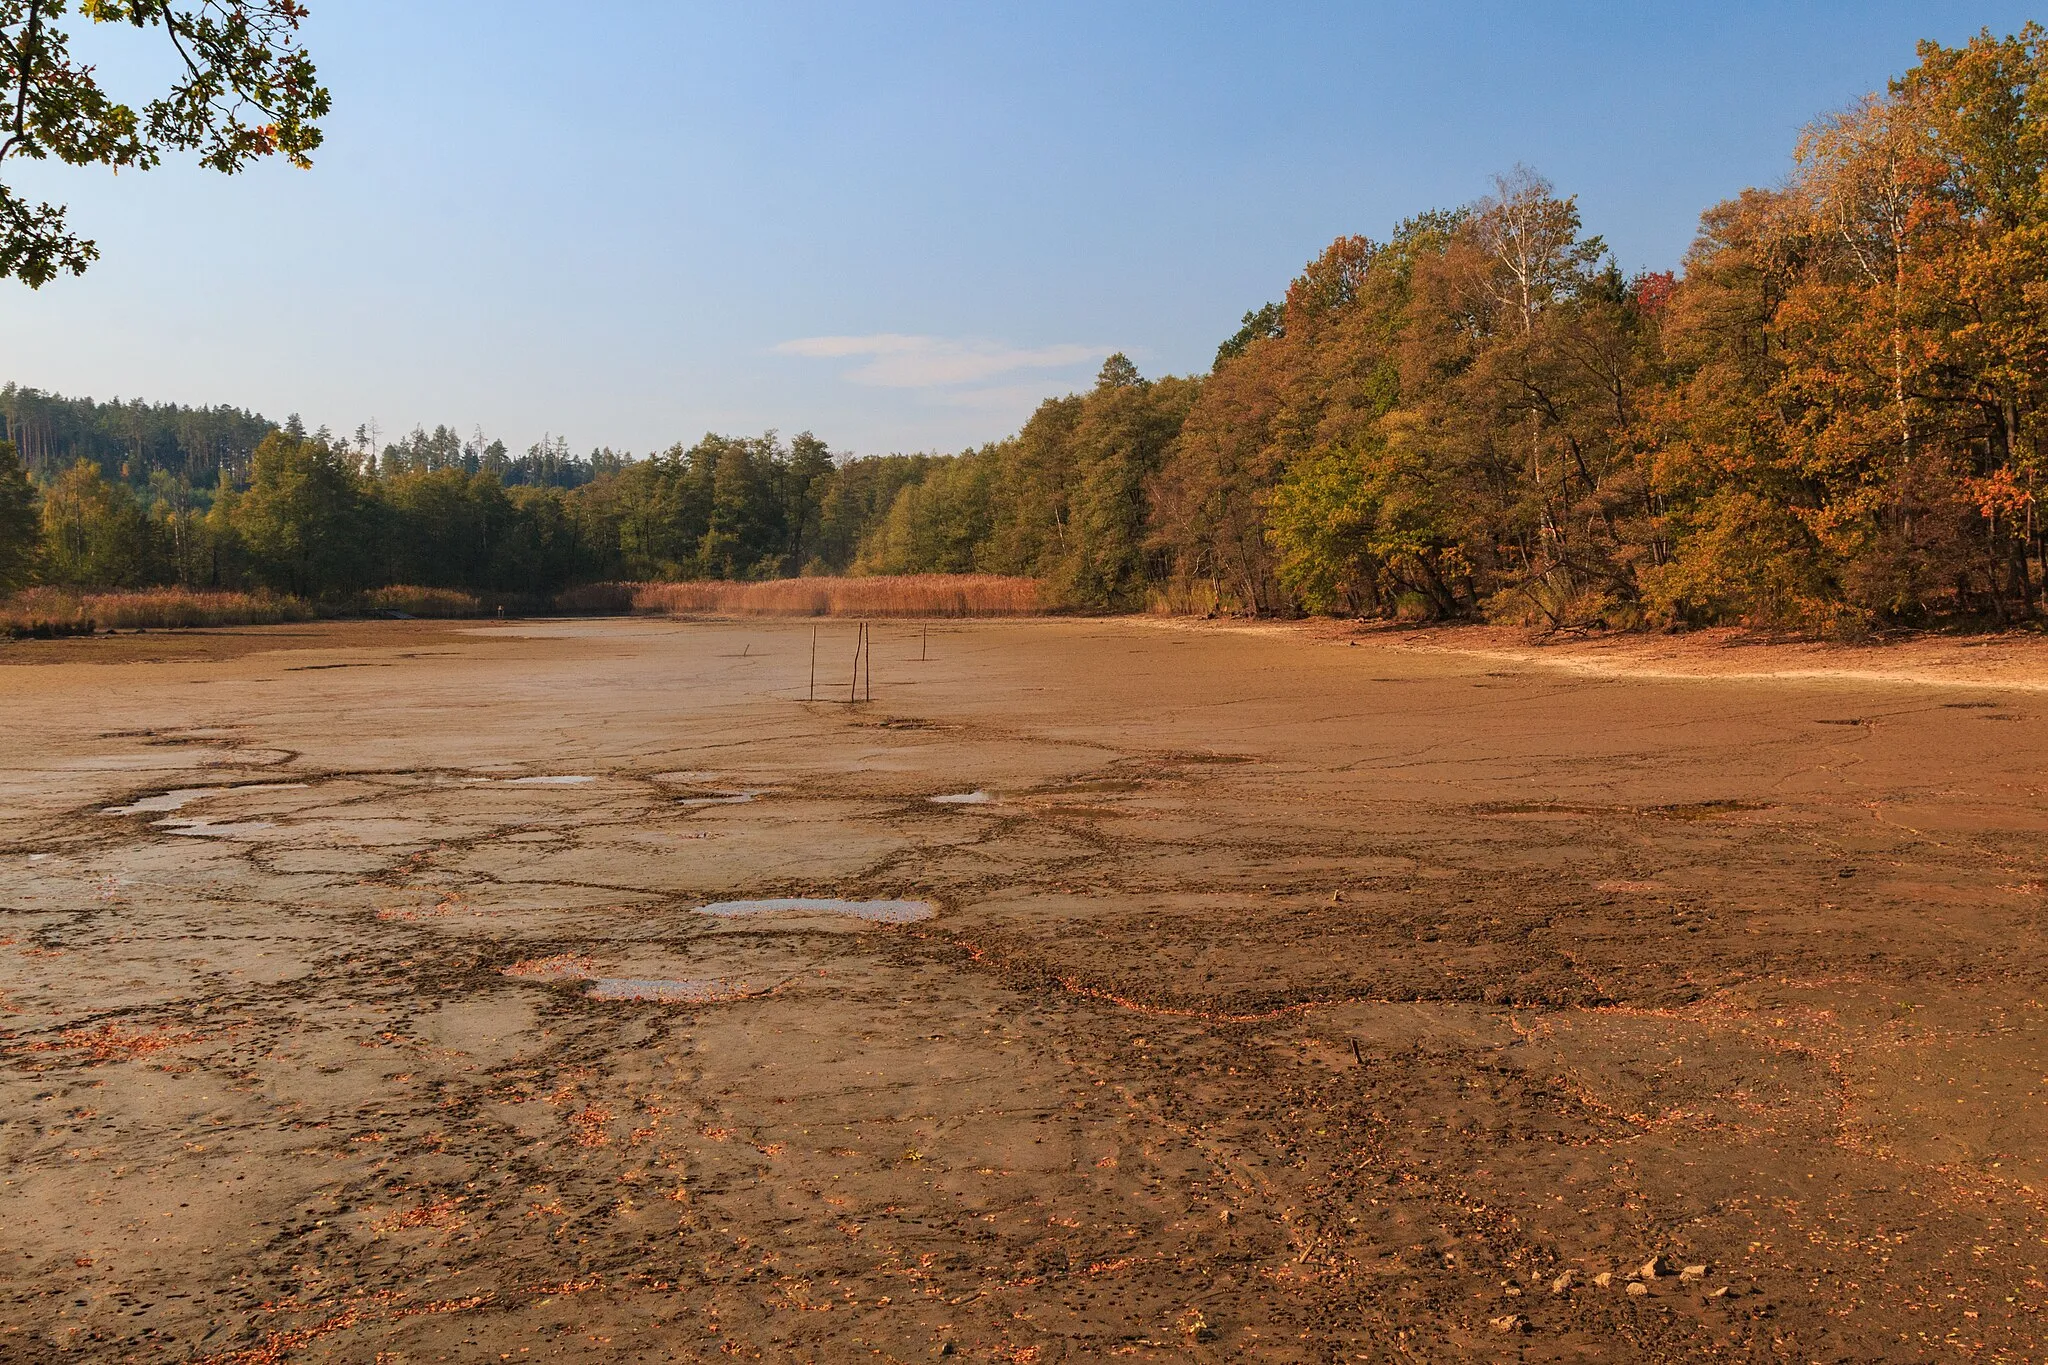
[{"left": 2, "top": 616, "right": 2046, "bottom": 1362}]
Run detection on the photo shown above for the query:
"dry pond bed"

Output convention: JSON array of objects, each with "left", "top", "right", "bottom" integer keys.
[{"left": 1, "top": 616, "right": 2046, "bottom": 1361}]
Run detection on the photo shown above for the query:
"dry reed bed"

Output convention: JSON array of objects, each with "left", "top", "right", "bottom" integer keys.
[
  {"left": 0, "top": 585, "right": 488, "bottom": 634},
  {"left": 1, "top": 574, "right": 1047, "bottom": 637},
  {"left": 0, "top": 587, "right": 314, "bottom": 634},
  {"left": 625, "top": 575, "right": 1044, "bottom": 617}
]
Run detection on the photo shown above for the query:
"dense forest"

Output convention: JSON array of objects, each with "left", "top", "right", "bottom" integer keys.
[{"left": 6, "top": 26, "right": 2048, "bottom": 632}]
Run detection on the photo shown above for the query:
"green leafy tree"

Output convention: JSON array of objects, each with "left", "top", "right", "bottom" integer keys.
[
  {"left": 1060, "top": 358, "right": 1198, "bottom": 608},
  {"left": 850, "top": 356, "right": 1198, "bottom": 608},
  {"left": 38, "top": 456, "right": 155, "bottom": 583},
  {"left": 495, "top": 484, "right": 593, "bottom": 593},
  {"left": 378, "top": 466, "right": 510, "bottom": 588},
  {"left": 231, "top": 429, "right": 370, "bottom": 595},
  {"left": 781, "top": 431, "right": 834, "bottom": 571},
  {"left": 985, "top": 396, "right": 1082, "bottom": 577},
  {"left": 855, "top": 452, "right": 997, "bottom": 576},
  {"left": 145, "top": 466, "right": 211, "bottom": 583},
  {"left": 0, "top": 438, "right": 37, "bottom": 588},
  {"left": 1213, "top": 302, "right": 1282, "bottom": 368},
  {"left": 808, "top": 453, "right": 942, "bottom": 573},
  {"left": 1, "top": 1, "right": 329, "bottom": 286}
]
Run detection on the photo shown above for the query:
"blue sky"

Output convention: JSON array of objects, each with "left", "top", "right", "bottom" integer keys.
[{"left": 1, "top": 2, "right": 2034, "bottom": 458}]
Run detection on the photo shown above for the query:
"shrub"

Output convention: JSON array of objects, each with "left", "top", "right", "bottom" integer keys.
[
  {"left": 362, "top": 585, "right": 484, "bottom": 618},
  {"left": 553, "top": 582, "right": 636, "bottom": 614}
]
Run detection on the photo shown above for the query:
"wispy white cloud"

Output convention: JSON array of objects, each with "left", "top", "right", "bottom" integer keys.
[{"left": 772, "top": 333, "right": 1104, "bottom": 389}]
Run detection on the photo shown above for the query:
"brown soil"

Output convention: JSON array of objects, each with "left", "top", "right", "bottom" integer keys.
[
  {"left": 2, "top": 617, "right": 2045, "bottom": 1362},
  {"left": 0, "top": 619, "right": 525, "bottom": 667}
]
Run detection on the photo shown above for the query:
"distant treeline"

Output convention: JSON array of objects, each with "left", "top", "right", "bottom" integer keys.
[
  {"left": 0, "top": 388, "right": 630, "bottom": 492},
  {"left": 0, "top": 421, "right": 952, "bottom": 599},
  {"left": 5, "top": 27, "right": 2048, "bottom": 631},
  {"left": 1, "top": 385, "right": 275, "bottom": 488}
]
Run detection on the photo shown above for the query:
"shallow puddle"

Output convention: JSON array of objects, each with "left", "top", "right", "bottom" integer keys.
[
  {"left": 678, "top": 791, "right": 758, "bottom": 806},
  {"left": 506, "top": 775, "right": 596, "bottom": 786},
  {"left": 696, "top": 897, "right": 935, "bottom": 923},
  {"left": 104, "top": 788, "right": 219, "bottom": 815},
  {"left": 584, "top": 977, "right": 759, "bottom": 1003},
  {"left": 102, "top": 783, "right": 306, "bottom": 816},
  {"left": 930, "top": 791, "right": 993, "bottom": 805}
]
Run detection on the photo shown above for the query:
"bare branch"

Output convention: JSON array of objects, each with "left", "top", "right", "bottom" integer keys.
[{"left": 0, "top": 0, "right": 44, "bottom": 165}]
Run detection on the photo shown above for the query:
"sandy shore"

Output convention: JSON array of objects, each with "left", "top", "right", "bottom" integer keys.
[{"left": 2, "top": 616, "right": 2045, "bottom": 1361}]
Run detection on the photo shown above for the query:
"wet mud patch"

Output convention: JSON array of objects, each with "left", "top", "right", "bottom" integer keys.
[
  {"left": 1473, "top": 798, "right": 1772, "bottom": 821},
  {"left": 156, "top": 817, "right": 277, "bottom": 838},
  {"left": 696, "top": 896, "right": 937, "bottom": 924},
  {"left": 675, "top": 790, "right": 758, "bottom": 806},
  {"left": 1642, "top": 798, "right": 1773, "bottom": 819},
  {"left": 499, "top": 949, "right": 779, "bottom": 1004}
]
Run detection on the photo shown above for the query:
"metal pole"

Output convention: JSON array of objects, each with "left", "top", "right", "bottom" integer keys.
[{"left": 809, "top": 624, "right": 817, "bottom": 701}]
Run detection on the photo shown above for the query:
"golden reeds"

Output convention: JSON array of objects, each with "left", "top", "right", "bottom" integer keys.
[
  {"left": 0, "top": 586, "right": 314, "bottom": 634},
  {"left": 0, "top": 573, "right": 1045, "bottom": 636},
  {"left": 625, "top": 574, "right": 1044, "bottom": 618}
]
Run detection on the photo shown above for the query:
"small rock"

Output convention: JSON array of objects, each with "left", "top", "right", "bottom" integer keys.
[
  {"left": 1487, "top": 1313, "right": 1527, "bottom": 1334},
  {"left": 1626, "top": 1281, "right": 1649, "bottom": 1298},
  {"left": 1217, "top": 1208, "right": 1234, "bottom": 1224},
  {"left": 938, "top": 1343, "right": 958, "bottom": 1358},
  {"left": 1637, "top": 1255, "right": 1665, "bottom": 1281},
  {"left": 1708, "top": 1286, "right": 1730, "bottom": 1299},
  {"left": 1592, "top": 1272, "right": 1614, "bottom": 1289},
  {"left": 1680, "top": 1264, "right": 1708, "bottom": 1284},
  {"left": 1549, "top": 1270, "right": 1575, "bottom": 1294}
]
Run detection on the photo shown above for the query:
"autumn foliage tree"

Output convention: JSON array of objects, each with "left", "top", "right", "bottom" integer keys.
[
  {"left": 1151, "top": 25, "right": 2048, "bottom": 630},
  {"left": 1641, "top": 23, "right": 2048, "bottom": 629}
]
